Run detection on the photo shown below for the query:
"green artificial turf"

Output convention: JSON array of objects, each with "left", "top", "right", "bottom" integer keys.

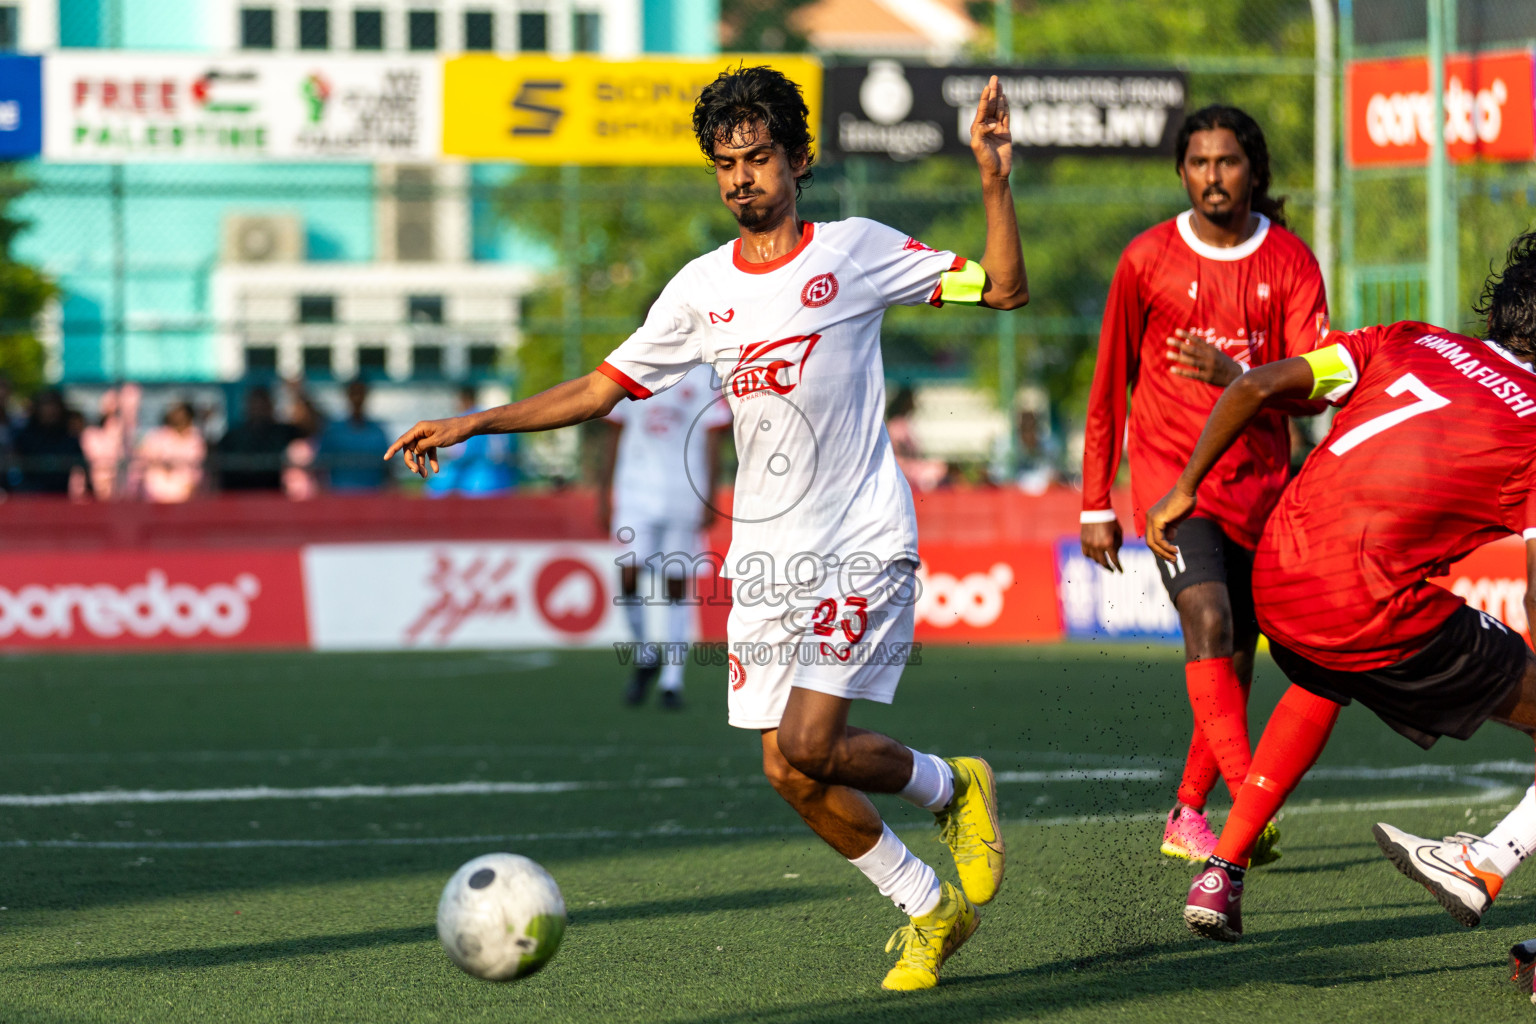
[{"left": 1, "top": 644, "right": 1535, "bottom": 1022}]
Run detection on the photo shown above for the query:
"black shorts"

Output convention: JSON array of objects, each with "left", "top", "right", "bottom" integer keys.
[
  {"left": 1269, "top": 605, "right": 1532, "bottom": 749},
  {"left": 1155, "top": 516, "right": 1259, "bottom": 643}
]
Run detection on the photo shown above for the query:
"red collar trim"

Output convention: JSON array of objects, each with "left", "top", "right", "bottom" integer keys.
[{"left": 732, "top": 221, "right": 814, "bottom": 274}]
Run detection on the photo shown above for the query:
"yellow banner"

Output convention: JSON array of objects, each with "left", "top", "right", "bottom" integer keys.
[{"left": 443, "top": 55, "right": 822, "bottom": 165}]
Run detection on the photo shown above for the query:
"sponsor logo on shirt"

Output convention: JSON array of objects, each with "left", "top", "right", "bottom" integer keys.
[
  {"left": 801, "top": 272, "right": 839, "bottom": 308},
  {"left": 727, "top": 334, "right": 822, "bottom": 399},
  {"left": 902, "top": 236, "right": 935, "bottom": 253},
  {"left": 709, "top": 308, "right": 735, "bottom": 324}
]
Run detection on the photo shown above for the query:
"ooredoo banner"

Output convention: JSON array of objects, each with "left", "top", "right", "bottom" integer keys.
[
  {"left": 1347, "top": 50, "right": 1536, "bottom": 167},
  {"left": 0, "top": 550, "right": 307, "bottom": 648},
  {"left": 1432, "top": 534, "right": 1530, "bottom": 641},
  {"left": 301, "top": 542, "right": 629, "bottom": 650},
  {"left": 914, "top": 542, "right": 1061, "bottom": 641}
]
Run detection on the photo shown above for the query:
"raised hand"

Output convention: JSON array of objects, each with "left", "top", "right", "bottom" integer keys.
[
  {"left": 970, "top": 74, "right": 1012, "bottom": 180},
  {"left": 383, "top": 417, "right": 472, "bottom": 479}
]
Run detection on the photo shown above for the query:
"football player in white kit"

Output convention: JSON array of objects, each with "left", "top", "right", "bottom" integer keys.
[
  {"left": 386, "top": 65, "right": 1028, "bottom": 990},
  {"left": 598, "top": 361, "right": 732, "bottom": 708}
]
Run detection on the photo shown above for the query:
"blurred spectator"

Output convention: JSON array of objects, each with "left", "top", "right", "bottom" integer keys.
[
  {"left": 425, "top": 385, "right": 518, "bottom": 498},
  {"left": 132, "top": 400, "right": 205, "bottom": 503},
  {"left": 283, "top": 386, "right": 327, "bottom": 501},
  {"left": 12, "top": 389, "right": 88, "bottom": 495},
  {"left": 214, "top": 386, "right": 298, "bottom": 492},
  {"left": 80, "top": 384, "right": 140, "bottom": 500},
  {"left": 886, "top": 386, "right": 947, "bottom": 492},
  {"left": 319, "top": 379, "right": 390, "bottom": 492},
  {"left": 993, "top": 408, "right": 1063, "bottom": 495}
]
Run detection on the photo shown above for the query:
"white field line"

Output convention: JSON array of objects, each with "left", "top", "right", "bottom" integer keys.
[
  {"left": 2, "top": 760, "right": 1530, "bottom": 809},
  {"left": 0, "top": 788, "right": 1524, "bottom": 852}
]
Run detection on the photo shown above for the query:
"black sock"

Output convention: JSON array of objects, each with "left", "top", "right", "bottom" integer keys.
[{"left": 1207, "top": 855, "right": 1246, "bottom": 884}]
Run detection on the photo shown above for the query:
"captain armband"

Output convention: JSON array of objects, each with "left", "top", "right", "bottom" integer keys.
[
  {"left": 1299, "top": 344, "right": 1359, "bottom": 403},
  {"left": 933, "top": 260, "right": 986, "bottom": 306}
]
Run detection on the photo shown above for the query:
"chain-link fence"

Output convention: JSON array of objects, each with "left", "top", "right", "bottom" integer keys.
[{"left": 11, "top": 0, "right": 1536, "bottom": 494}]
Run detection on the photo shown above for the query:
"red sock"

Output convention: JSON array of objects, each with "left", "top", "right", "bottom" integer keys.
[
  {"left": 1186, "top": 658, "right": 1252, "bottom": 801},
  {"left": 1176, "top": 726, "right": 1221, "bottom": 811},
  {"left": 1214, "top": 685, "right": 1341, "bottom": 866}
]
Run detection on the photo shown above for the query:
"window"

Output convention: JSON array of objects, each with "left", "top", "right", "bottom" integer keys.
[
  {"left": 298, "top": 8, "right": 329, "bottom": 49},
  {"left": 573, "top": 11, "right": 600, "bottom": 52},
  {"left": 468, "top": 344, "right": 499, "bottom": 376},
  {"left": 412, "top": 345, "right": 444, "bottom": 377},
  {"left": 408, "top": 10, "right": 437, "bottom": 50},
  {"left": 244, "top": 346, "right": 278, "bottom": 374},
  {"left": 356, "top": 346, "right": 388, "bottom": 379},
  {"left": 302, "top": 345, "right": 334, "bottom": 378},
  {"left": 408, "top": 295, "right": 444, "bottom": 324},
  {"left": 240, "top": 7, "right": 275, "bottom": 49},
  {"left": 0, "top": 7, "right": 19, "bottom": 52},
  {"left": 298, "top": 295, "right": 336, "bottom": 324},
  {"left": 464, "top": 10, "right": 494, "bottom": 50},
  {"left": 353, "top": 8, "right": 383, "bottom": 50},
  {"left": 518, "top": 12, "right": 547, "bottom": 51}
]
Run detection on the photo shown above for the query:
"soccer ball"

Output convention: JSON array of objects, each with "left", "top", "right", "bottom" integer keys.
[{"left": 436, "top": 852, "right": 567, "bottom": 981}]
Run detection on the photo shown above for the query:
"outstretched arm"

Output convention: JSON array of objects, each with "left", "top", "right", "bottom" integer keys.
[
  {"left": 385, "top": 369, "right": 628, "bottom": 477},
  {"left": 1145, "top": 356, "right": 1316, "bottom": 560},
  {"left": 969, "top": 75, "right": 1027, "bottom": 310}
]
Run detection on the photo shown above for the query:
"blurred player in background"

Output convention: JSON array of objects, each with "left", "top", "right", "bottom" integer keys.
[
  {"left": 597, "top": 361, "right": 731, "bottom": 709},
  {"left": 1080, "top": 105, "right": 1329, "bottom": 864},
  {"left": 387, "top": 65, "right": 1026, "bottom": 990},
  {"left": 1148, "top": 231, "right": 1536, "bottom": 942}
]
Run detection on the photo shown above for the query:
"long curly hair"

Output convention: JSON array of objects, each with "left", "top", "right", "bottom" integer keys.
[
  {"left": 1474, "top": 231, "right": 1536, "bottom": 360},
  {"left": 692, "top": 65, "right": 815, "bottom": 197}
]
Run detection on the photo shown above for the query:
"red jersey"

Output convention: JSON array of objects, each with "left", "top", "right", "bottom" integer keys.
[
  {"left": 1083, "top": 212, "right": 1329, "bottom": 548},
  {"left": 1255, "top": 321, "right": 1536, "bottom": 670}
]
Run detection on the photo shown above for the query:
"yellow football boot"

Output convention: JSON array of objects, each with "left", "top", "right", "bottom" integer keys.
[
  {"left": 1249, "top": 819, "right": 1283, "bottom": 867},
  {"left": 880, "top": 881, "right": 979, "bottom": 991},
  {"left": 936, "top": 756, "right": 1005, "bottom": 905}
]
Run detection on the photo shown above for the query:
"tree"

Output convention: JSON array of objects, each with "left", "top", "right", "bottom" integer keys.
[{"left": 0, "top": 164, "right": 56, "bottom": 396}]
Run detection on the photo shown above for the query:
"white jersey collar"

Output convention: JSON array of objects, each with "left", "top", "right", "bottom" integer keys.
[
  {"left": 1176, "top": 210, "right": 1270, "bottom": 262},
  {"left": 1482, "top": 338, "right": 1536, "bottom": 375}
]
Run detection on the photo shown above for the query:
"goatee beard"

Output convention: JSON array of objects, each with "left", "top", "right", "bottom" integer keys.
[{"left": 734, "top": 203, "right": 771, "bottom": 229}]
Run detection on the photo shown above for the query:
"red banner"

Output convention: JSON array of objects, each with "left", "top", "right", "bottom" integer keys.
[
  {"left": 1347, "top": 50, "right": 1536, "bottom": 166},
  {"left": 0, "top": 550, "right": 309, "bottom": 649},
  {"left": 914, "top": 542, "right": 1062, "bottom": 643}
]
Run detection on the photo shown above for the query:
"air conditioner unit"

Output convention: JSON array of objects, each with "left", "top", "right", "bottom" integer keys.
[{"left": 221, "top": 214, "right": 305, "bottom": 264}]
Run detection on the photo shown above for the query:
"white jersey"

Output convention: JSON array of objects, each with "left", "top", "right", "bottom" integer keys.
[
  {"left": 599, "top": 218, "right": 966, "bottom": 584},
  {"left": 605, "top": 363, "right": 731, "bottom": 525}
]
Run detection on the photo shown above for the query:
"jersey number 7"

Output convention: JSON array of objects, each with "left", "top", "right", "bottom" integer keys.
[{"left": 1327, "top": 373, "right": 1451, "bottom": 456}]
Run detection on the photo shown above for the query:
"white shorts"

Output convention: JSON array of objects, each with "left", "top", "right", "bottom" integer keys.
[
  {"left": 613, "top": 515, "right": 708, "bottom": 580},
  {"left": 725, "top": 561, "right": 918, "bottom": 730}
]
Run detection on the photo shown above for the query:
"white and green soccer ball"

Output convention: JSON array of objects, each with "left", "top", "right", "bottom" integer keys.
[{"left": 436, "top": 853, "right": 567, "bottom": 981}]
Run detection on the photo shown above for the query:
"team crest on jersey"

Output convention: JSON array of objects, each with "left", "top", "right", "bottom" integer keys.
[
  {"left": 801, "top": 273, "right": 839, "bottom": 308},
  {"left": 728, "top": 654, "right": 746, "bottom": 691},
  {"left": 727, "top": 334, "right": 822, "bottom": 399}
]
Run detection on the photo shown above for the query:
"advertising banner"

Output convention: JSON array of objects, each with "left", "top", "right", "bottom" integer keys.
[
  {"left": 1433, "top": 534, "right": 1530, "bottom": 641},
  {"left": 43, "top": 53, "right": 441, "bottom": 162},
  {"left": 825, "top": 61, "right": 1185, "bottom": 161},
  {"left": 441, "top": 54, "right": 823, "bottom": 164},
  {"left": 0, "top": 550, "right": 308, "bottom": 649},
  {"left": 1346, "top": 50, "right": 1536, "bottom": 167},
  {"left": 914, "top": 542, "right": 1061, "bottom": 642},
  {"left": 0, "top": 54, "right": 41, "bottom": 158},
  {"left": 1054, "top": 538, "right": 1181, "bottom": 641},
  {"left": 302, "top": 542, "right": 630, "bottom": 651}
]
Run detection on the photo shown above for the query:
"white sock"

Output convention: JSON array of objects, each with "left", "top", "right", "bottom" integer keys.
[
  {"left": 659, "top": 596, "right": 690, "bottom": 692},
  {"left": 1474, "top": 784, "right": 1536, "bottom": 877},
  {"left": 622, "top": 598, "right": 652, "bottom": 664},
  {"left": 848, "top": 824, "right": 941, "bottom": 917},
  {"left": 898, "top": 749, "right": 954, "bottom": 812}
]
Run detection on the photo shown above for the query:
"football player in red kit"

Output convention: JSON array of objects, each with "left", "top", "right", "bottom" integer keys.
[
  {"left": 1082, "top": 105, "right": 1329, "bottom": 863},
  {"left": 1148, "top": 231, "right": 1536, "bottom": 942}
]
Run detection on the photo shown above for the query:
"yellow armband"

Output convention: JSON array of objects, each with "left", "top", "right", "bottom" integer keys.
[
  {"left": 935, "top": 260, "right": 986, "bottom": 306},
  {"left": 1300, "top": 344, "right": 1359, "bottom": 402}
]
